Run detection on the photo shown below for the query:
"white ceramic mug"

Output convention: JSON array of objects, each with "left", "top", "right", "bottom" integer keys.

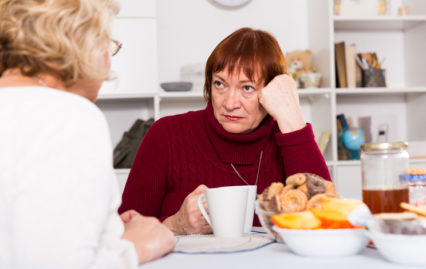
[
  {"left": 198, "top": 185, "right": 256, "bottom": 237},
  {"left": 244, "top": 185, "right": 257, "bottom": 233}
]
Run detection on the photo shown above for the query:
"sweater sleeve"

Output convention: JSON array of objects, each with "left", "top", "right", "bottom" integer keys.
[
  {"left": 119, "top": 118, "right": 169, "bottom": 218},
  {"left": 274, "top": 123, "right": 331, "bottom": 181}
]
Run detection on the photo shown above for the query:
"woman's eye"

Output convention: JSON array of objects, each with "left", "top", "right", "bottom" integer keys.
[
  {"left": 213, "top": 81, "right": 224, "bottom": 88},
  {"left": 243, "top": 85, "right": 255, "bottom": 92}
]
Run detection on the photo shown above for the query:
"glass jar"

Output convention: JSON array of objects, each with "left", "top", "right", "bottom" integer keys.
[
  {"left": 400, "top": 169, "right": 426, "bottom": 207},
  {"left": 361, "top": 142, "right": 409, "bottom": 214}
]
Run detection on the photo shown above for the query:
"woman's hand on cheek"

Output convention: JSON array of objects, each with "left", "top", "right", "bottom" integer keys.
[
  {"left": 259, "top": 74, "right": 306, "bottom": 133},
  {"left": 163, "top": 184, "right": 212, "bottom": 235}
]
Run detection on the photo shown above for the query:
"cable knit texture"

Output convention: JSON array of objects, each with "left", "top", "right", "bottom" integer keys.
[{"left": 119, "top": 102, "right": 331, "bottom": 225}]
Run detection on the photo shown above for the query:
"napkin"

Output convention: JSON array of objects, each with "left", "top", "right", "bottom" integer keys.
[{"left": 174, "top": 231, "right": 274, "bottom": 254}]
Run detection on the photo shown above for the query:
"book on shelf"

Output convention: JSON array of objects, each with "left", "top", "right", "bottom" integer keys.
[
  {"left": 336, "top": 114, "right": 349, "bottom": 160},
  {"left": 318, "top": 130, "right": 331, "bottom": 155},
  {"left": 345, "top": 44, "right": 357, "bottom": 88},
  {"left": 314, "top": 130, "right": 331, "bottom": 155},
  {"left": 335, "top": 42, "right": 364, "bottom": 88},
  {"left": 355, "top": 55, "right": 363, "bottom": 87},
  {"left": 335, "top": 42, "right": 347, "bottom": 88},
  {"left": 314, "top": 130, "right": 321, "bottom": 145}
]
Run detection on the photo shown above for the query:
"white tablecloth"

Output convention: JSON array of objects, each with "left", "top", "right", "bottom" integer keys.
[{"left": 142, "top": 238, "right": 419, "bottom": 269}]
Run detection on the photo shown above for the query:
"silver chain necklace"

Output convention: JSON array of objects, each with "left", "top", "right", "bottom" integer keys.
[{"left": 230, "top": 150, "right": 263, "bottom": 186}]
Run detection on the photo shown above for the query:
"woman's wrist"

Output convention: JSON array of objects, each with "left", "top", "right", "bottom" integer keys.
[
  {"left": 163, "top": 214, "right": 184, "bottom": 235},
  {"left": 276, "top": 114, "right": 306, "bottom": 133}
]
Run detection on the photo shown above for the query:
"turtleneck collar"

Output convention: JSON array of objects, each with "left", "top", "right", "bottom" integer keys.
[{"left": 204, "top": 102, "right": 275, "bottom": 165}]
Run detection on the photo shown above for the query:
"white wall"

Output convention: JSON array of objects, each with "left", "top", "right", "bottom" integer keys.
[{"left": 157, "top": 0, "right": 311, "bottom": 84}]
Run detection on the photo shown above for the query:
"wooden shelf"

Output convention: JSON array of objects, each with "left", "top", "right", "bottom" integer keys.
[
  {"left": 114, "top": 168, "right": 131, "bottom": 174},
  {"left": 98, "top": 88, "right": 334, "bottom": 101},
  {"left": 98, "top": 92, "right": 156, "bottom": 100},
  {"left": 298, "top": 88, "right": 332, "bottom": 95},
  {"left": 334, "top": 16, "right": 426, "bottom": 31},
  {"left": 159, "top": 91, "right": 204, "bottom": 99},
  {"left": 336, "top": 160, "right": 361, "bottom": 166},
  {"left": 335, "top": 87, "right": 426, "bottom": 95},
  {"left": 336, "top": 159, "right": 426, "bottom": 167}
]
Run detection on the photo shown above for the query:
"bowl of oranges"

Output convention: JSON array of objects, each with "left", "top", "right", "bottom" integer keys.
[
  {"left": 257, "top": 174, "right": 370, "bottom": 257},
  {"left": 271, "top": 198, "right": 370, "bottom": 257}
]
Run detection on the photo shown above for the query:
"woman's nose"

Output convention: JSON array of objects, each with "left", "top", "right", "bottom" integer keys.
[{"left": 223, "top": 88, "right": 241, "bottom": 110}]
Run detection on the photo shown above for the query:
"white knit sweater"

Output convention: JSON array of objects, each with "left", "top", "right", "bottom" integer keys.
[{"left": 0, "top": 87, "right": 138, "bottom": 269}]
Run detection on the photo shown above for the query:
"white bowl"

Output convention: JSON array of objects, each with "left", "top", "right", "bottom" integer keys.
[
  {"left": 367, "top": 231, "right": 426, "bottom": 266},
  {"left": 273, "top": 226, "right": 369, "bottom": 257},
  {"left": 298, "top": 73, "right": 322, "bottom": 88},
  {"left": 160, "top": 81, "right": 193, "bottom": 92}
]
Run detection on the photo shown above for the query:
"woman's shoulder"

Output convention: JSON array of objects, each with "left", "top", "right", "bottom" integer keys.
[
  {"left": 1, "top": 86, "right": 109, "bottom": 135},
  {"left": 2, "top": 86, "right": 101, "bottom": 113}
]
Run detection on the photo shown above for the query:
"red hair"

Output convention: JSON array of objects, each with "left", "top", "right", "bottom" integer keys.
[{"left": 204, "top": 27, "right": 286, "bottom": 102}]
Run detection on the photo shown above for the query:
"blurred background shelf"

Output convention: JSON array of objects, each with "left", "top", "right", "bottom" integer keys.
[
  {"left": 334, "top": 87, "right": 426, "bottom": 94},
  {"left": 98, "top": 92, "right": 157, "bottom": 100},
  {"left": 334, "top": 16, "right": 426, "bottom": 31}
]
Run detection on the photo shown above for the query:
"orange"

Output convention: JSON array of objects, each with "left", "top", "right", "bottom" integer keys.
[
  {"left": 320, "top": 197, "right": 363, "bottom": 215},
  {"left": 310, "top": 208, "right": 355, "bottom": 229},
  {"left": 309, "top": 198, "right": 365, "bottom": 229},
  {"left": 271, "top": 211, "right": 321, "bottom": 229}
]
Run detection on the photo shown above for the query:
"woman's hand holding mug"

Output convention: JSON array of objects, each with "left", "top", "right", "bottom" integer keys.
[{"left": 163, "top": 184, "right": 212, "bottom": 235}]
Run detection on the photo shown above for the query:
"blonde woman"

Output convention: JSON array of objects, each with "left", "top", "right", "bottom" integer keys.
[{"left": 0, "top": 0, "right": 174, "bottom": 268}]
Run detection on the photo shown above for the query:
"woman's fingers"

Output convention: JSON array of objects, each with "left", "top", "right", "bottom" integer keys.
[
  {"left": 120, "top": 209, "right": 141, "bottom": 224},
  {"left": 259, "top": 74, "right": 305, "bottom": 133}
]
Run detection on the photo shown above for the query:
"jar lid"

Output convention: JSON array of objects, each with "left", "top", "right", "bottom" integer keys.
[
  {"left": 400, "top": 174, "right": 426, "bottom": 181},
  {"left": 361, "top": 142, "right": 408, "bottom": 151}
]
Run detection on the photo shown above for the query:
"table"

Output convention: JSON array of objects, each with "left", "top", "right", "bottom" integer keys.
[{"left": 142, "top": 239, "right": 417, "bottom": 269}]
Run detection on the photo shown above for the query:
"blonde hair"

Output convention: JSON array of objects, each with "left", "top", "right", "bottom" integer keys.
[{"left": 0, "top": 0, "right": 119, "bottom": 86}]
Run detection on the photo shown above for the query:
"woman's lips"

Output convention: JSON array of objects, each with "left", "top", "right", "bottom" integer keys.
[{"left": 225, "top": 115, "right": 243, "bottom": 121}]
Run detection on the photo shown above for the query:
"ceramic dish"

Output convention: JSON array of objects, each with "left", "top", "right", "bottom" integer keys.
[
  {"left": 367, "top": 231, "right": 426, "bottom": 266},
  {"left": 273, "top": 226, "right": 369, "bottom": 257},
  {"left": 160, "top": 81, "right": 193, "bottom": 92}
]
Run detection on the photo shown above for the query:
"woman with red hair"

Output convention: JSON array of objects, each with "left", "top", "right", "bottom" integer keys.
[{"left": 119, "top": 27, "right": 331, "bottom": 235}]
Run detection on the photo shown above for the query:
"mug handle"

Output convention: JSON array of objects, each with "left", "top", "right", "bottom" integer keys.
[{"left": 197, "top": 194, "right": 212, "bottom": 227}]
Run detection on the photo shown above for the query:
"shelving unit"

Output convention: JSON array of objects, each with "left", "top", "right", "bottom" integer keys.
[
  {"left": 328, "top": 0, "right": 426, "bottom": 196},
  {"left": 333, "top": 16, "right": 426, "bottom": 31},
  {"left": 99, "top": 0, "right": 426, "bottom": 197}
]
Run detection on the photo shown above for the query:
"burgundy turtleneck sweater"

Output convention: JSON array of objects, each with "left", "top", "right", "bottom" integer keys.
[{"left": 119, "top": 103, "right": 331, "bottom": 225}]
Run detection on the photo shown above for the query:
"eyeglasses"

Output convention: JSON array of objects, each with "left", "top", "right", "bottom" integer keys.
[{"left": 110, "top": 39, "right": 122, "bottom": 56}]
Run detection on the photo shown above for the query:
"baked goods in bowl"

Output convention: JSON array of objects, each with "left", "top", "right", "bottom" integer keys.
[
  {"left": 255, "top": 173, "right": 340, "bottom": 240},
  {"left": 258, "top": 176, "right": 372, "bottom": 257},
  {"left": 257, "top": 173, "right": 339, "bottom": 214}
]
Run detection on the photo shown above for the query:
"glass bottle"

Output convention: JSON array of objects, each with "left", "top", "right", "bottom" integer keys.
[
  {"left": 361, "top": 142, "right": 409, "bottom": 214},
  {"left": 400, "top": 169, "right": 426, "bottom": 207}
]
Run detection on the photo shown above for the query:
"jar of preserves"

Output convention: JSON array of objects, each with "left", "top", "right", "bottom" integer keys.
[{"left": 361, "top": 142, "right": 409, "bottom": 214}]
